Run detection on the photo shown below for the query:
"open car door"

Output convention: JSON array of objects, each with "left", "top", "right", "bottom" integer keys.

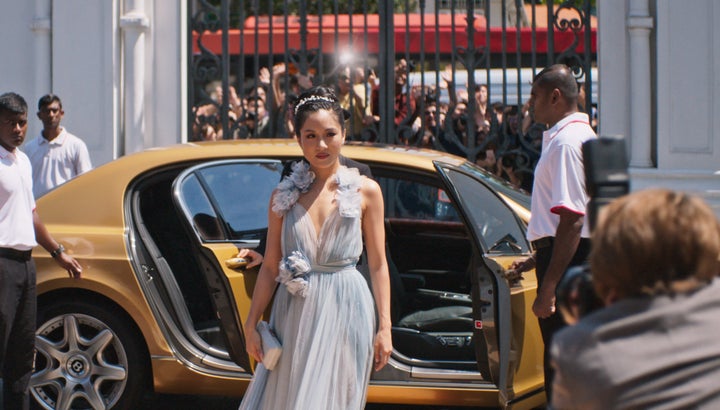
[
  {"left": 171, "top": 159, "right": 284, "bottom": 370},
  {"left": 435, "top": 161, "right": 542, "bottom": 407}
]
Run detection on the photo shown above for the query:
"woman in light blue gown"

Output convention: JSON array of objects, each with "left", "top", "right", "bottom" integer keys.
[{"left": 239, "top": 86, "right": 392, "bottom": 410}]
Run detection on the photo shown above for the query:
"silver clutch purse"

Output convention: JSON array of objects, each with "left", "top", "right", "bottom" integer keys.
[{"left": 256, "top": 321, "right": 282, "bottom": 370}]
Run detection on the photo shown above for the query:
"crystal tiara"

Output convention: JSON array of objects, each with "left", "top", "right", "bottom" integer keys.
[{"left": 294, "top": 95, "right": 334, "bottom": 115}]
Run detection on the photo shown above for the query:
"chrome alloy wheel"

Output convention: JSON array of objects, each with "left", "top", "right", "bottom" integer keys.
[{"left": 31, "top": 313, "right": 128, "bottom": 410}]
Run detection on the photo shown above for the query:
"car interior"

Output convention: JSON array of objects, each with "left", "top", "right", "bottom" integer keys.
[
  {"left": 130, "top": 160, "right": 491, "bottom": 376},
  {"left": 373, "top": 170, "right": 487, "bottom": 372},
  {"left": 134, "top": 169, "right": 229, "bottom": 353}
]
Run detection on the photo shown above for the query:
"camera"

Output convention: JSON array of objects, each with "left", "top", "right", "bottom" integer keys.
[
  {"left": 556, "top": 265, "right": 603, "bottom": 325},
  {"left": 556, "top": 136, "right": 630, "bottom": 325},
  {"left": 407, "top": 60, "right": 416, "bottom": 72},
  {"left": 501, "top": 154, "right": 516, "bottom": 169}
]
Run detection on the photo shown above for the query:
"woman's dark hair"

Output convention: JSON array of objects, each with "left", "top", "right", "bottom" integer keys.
[{"left": 292, "top": 86, "right": 347, "bottom": 138}]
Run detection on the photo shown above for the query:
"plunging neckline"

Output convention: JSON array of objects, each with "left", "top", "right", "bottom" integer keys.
[
  {"left": 296, "top": 202, "right": 338, "bottom": 246},
  {"left": 294, "top": 166, "right": 342, "bottom": 245}
]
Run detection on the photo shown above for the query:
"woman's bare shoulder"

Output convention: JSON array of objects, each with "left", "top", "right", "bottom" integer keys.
[{"left": 360, "top": 176, "right": 383, "bottom": 201}]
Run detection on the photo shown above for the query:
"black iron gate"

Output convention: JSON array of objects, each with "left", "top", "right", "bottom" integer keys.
[{"left": 189, "top": 0, "right": 596, "bottom": 191}]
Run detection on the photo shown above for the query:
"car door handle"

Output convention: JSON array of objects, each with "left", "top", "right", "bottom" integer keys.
[{"left": 225, "top": 257, "right": 248, "bottom": 269}]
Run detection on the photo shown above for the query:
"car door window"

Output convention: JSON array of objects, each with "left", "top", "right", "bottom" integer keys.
[
  {"left": 440, "top": 167, "right": 530, "bottom": 254},
  {"left": 175, "top": 161, "right": 282, "bottom": 242},
  {"left": 384, "top": 177, "right": 459, "bottom": 222}
]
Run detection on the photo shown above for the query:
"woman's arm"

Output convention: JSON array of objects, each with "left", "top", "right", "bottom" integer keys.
[
  {"left": 271, "top": 63, "right": 287, "bottom": 109},
  {"left": 243, "top": 191, "right": 283, "bottom": 363},
  {"left": 361, "top": 178, "right": 393, "bottom": 371}
]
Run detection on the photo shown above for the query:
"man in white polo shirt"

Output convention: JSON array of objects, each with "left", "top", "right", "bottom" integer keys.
[
  {"left": 0, "top": 92, "right": 83, "bottom": 409},
  {"left": 23, "top": 94, "right": 92, "bottom": 198},
  {"left": 508, "top": 64, "right": 596, "bottom": 399}
]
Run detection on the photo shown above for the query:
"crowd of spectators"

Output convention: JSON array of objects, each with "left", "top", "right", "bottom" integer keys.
[{"left": 191, "top": 59, "right": 596, "bottom": 192}]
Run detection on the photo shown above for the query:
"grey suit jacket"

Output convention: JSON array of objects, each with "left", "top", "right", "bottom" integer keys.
[{"left": 551, "top": 278, "right": 720, "bottom": 410}]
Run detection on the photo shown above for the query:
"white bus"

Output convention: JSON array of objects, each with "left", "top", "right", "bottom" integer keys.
[{"left": 409, "top": 67, "right": 598, "bottom": 107}]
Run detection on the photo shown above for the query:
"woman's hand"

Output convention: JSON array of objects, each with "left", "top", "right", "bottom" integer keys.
[
  {"left": 244, "top": 326, "right": 264, "bottom": 364},
  {"left": 373, "top": 328, "right": 393, "bottom": 371},
  {"left": 259, "top": 66, "right": 271, "bottom": 84},
  {"left": 237, "top": 248, "right": 264, "bottom": 269}
]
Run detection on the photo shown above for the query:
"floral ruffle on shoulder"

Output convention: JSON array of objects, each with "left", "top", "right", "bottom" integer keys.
[
  {"left": 271, "top": 160, "right": 315, "bottom": 215},
  {"left": 335, "top": 166, "right": 363, "bottom": 218}
]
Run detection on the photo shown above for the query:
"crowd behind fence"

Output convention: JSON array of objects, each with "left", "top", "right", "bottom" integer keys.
[{"left": 189, "top": 1, "right": 597, "bottom": 192}]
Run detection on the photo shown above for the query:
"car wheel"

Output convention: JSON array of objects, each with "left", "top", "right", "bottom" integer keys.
[{"left": 31, "top": 299, "right": 147, "bottom": 410}]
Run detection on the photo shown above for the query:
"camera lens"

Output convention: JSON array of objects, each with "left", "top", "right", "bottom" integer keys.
[{"left": 556, "top": 264, "right": 603, "bottom": 325}]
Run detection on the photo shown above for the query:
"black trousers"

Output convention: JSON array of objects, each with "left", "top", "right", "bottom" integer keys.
[
  {"left": 535, "top": 237, "right": 590, "bottom": 402},
  {"left": 0, "top": 254, "right": 36, "bottom": 410}
]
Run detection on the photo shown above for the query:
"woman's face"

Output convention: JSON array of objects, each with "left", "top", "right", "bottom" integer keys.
[
  {"left": 297, "top": 108, "right": 345, "bottom": 170},
  {"left": 475, "top": 85, "right": 488, "bottom": 104}
]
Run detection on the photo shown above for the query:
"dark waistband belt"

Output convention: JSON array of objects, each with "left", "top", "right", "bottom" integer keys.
[
  {"left": 531, "top": 237, "right": 554, "bottom": 250},
  {"left": 0, "top": 247, "right": 33, "bottom": 262}
]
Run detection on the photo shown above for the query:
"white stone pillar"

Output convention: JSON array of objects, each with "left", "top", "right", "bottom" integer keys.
[
  {"left": 30, "top": 0, "right": 51, "bottom": 135},
  {"left": 120, "top": 0, "right": 150, "bottom": 155},
  {"left": 627, "top": 0, "right": 654, "bottom": 167}
]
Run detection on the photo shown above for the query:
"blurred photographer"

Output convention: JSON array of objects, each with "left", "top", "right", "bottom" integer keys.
[
  {"left": 191, "top": 103, "right": 221, "bottom": 141},
  {"left": 551, "top": 189, "right": 720, "bottom": 409}
]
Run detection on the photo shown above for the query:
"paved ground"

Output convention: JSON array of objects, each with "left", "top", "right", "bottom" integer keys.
[
  {"left": 140, "top": 393, "right": 239, "bottom": 409},
  {"left": 140, "top": 393, "right": 463, "bottom": 409}
]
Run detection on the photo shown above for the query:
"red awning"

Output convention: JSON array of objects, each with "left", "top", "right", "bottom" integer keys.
[{"left": 192, "top": 13, "right": 597, "bottom": 56}]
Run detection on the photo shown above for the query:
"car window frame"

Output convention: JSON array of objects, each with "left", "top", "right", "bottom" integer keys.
[
  {"left": 173, "top": 159, "right": 283, "bottom": 246},
  {"left": 437, "top": 164, "right": 531, "bottom": 255}
]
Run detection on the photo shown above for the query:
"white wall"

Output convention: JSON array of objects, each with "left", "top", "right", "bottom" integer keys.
[
  {"left": 0, "top": 1, "right": 40, "bottom": 132},
  {"left": 596, "top": 1, "right": 630, "bottom": 151},
  {"left": 52, "top": 0, "right": 118, "bottom": 166},
  {"left": 598, "top": 0, "right": 720, "bottom": 214},
  {"left": 150, "top": 2, "right": 188, "bottom": 149},
  {"left": 656, "top": 1, "right": 720, "bottom": 170},
  {"left": 0, "top": 0, "right": 186, "bottom": 168}
]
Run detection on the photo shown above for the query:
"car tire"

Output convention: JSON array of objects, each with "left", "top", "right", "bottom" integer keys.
[{"left": 31, "top": 299, "right": 148, "bottom": 410}]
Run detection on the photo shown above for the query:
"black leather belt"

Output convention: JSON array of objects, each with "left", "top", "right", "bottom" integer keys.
[
  {"left": 0, "top": 247, "right": 32, "bottom": 262},
  {"left": 531, "top": 237, "right": 554, "bottom": 250}
]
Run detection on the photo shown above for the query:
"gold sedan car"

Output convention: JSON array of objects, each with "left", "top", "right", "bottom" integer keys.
[{"left": 31, "top": 140, "right": 544, "bottom": 409}]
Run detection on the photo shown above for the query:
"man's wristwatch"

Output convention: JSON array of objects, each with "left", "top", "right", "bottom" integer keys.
[{"left": 50, "top": 244, "right": 65, "bottom": 258}]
